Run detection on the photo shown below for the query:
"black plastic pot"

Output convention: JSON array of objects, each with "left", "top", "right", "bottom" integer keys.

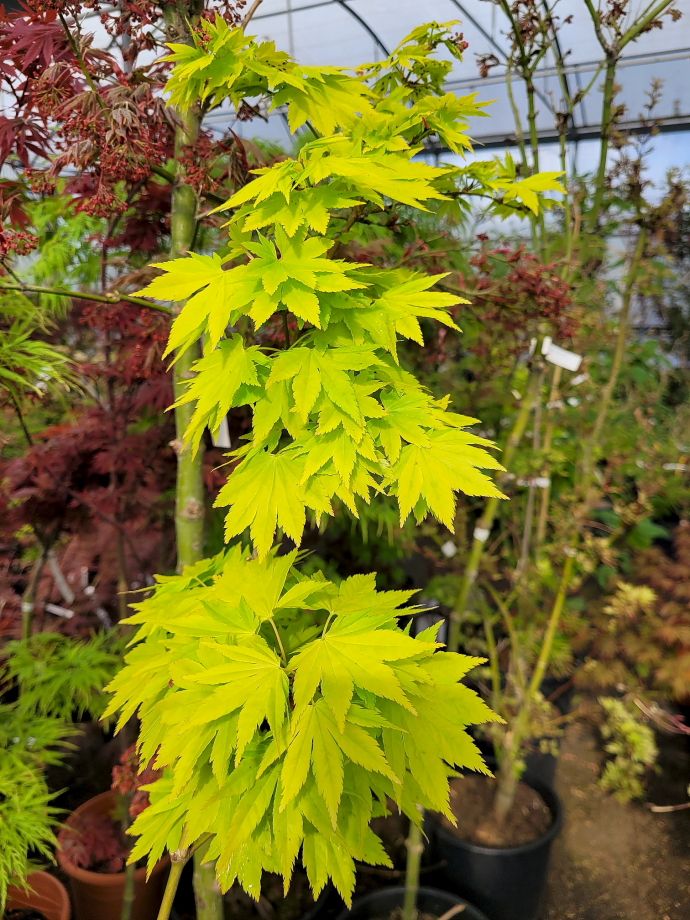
[
  {"left": 540, "top": 676, "right": 574, "bottom": 715},
  {"left": 472, "top": 736, "right": 559, "bottom": 791},
  {"left": 524, "top": 746, "right": 558, "bottom": 790},
  {"left": 430, "top": 777, "right": 563, "bottom": 920},
  {"left": 336, "top": 885, "right": 489, "bottom": 920}
]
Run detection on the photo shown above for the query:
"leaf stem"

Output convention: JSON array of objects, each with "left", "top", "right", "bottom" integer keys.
[{"left": 268, "top": 618, "right": 288, "bottom": 664}]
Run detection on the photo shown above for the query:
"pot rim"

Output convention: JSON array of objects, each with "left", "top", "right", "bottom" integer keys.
[
  {"left": 6, "top": 869, "right": 71, "bottom": 920},
  {"left": 8, "top": 869, "right": 71, "bottom": 899},
  {"left": 56, "top": 790, "right": 168, "bottom": 885},
  {"left": 339, "top": 885, "right": 489, "bottom": 920},
  {"left": 430, "top": 774, "right": 563, "bottom": 858}
]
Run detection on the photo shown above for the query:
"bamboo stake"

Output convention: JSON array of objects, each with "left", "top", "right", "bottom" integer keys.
[
  {"left": 447, "top": 366, "right": 542, "bottom": 652},
  {"left": 534, "top": 364, "right": 562, "bottom": 551}
]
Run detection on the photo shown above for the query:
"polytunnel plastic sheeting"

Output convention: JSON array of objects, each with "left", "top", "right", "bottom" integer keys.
[{"left": 215, "top": 0, "right": 690, "bottom": 148}]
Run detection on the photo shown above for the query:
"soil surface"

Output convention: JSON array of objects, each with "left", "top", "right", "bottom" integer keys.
[
  {"left": 370, "top": 911, "right": 451, "bottom": 920},
  {"left": 441, "top": 774, "right": 552, "bottom": 847},
  {"left": 223, "top": 872, "right": 320, "bottom": 920},
  {"left": 543, "top": 722, "right": 690, "bottom": 919}
]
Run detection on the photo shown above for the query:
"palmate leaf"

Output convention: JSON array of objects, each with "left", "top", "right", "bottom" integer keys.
[
  {"left": 221, "top": 135, "right": 454, "bottom": 217},
  {"left": 107, "top": 550, "right": 499, "bottom": 904},
  {"left": 215, "top": 449, "right": 311, "bottom": 559},
  {"left": 302, "top": 140, "right": 452, "bottom": 211},
  {"left": 389, "top": 428, "right": 507, "bottom": 527},
  {"left": 135, "top": 233, "right": 368, "bottom": 353},
  {"left": 290, "top": 604, "right": 433, "bottom": 729},
  {"left": 274, "top": 67, "right": 376, "bottom": 135},
  {"left": 321, "top": 271, "right": 466, "bottom": 357},
  {"left": 173, "top": 335, "right": 269, "bottom": 454},
  {"left": 280, "top": 700, "right": 397, "bottom": 819},
  {"left": 266, "top": 343, "right": 382, "bottom": 423},
  {"left": 134, "top": 253, "right": 250, "bottom": 354},
  {"left": 216, "top": 384, "right": 501, "bottom": 556},
  {"left": 415, "top": 92, "right": 490, "bottom": 153},
  {"left": 233, "top": 185, "right": 364, "bottom": 238},
  {"left": 169, "top": 638, "right": 289, "bottom": 763}
]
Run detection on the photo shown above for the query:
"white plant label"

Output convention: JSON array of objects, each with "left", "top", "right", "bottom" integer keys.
[
  {"left": 441, "top": 540, "right": 458, "bottom": 559},
  {"left": 542, "top": 337, "right": 583, "bottom": 372},
  {"left": 211, "top": 416, "right": 231, "bottom": 449}
]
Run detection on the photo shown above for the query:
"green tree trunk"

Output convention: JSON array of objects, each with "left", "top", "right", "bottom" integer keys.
[
  {"left": 167, "top": 57, "right": 223, "bottom": 920},
  {"left": 169, "top": 108, "right": 205, "bottom": 570},
  {"left": 402, "top": 813, "right": 424, "bottom": 920},
  {"left": 169, "top": 112, "right": 223, "bottom": 920}
]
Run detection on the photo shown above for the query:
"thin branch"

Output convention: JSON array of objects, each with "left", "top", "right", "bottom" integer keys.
[
  {"left": 58, "top": 11, "right": 108, "bottom": 109},
  {"left": 0, "top": 282, "right": 172, "bottom": 316},
  {"left": 1, "top": 258, "right": 22, "bottom": 283},
  {"left": 242, "top": 0, "right": 265, "bottom": 28},
  {"left": 620, "top": 0, "right": 675, "bottom": 50},
  {"left": 151, "top": 164, "right": 226, "bottom": 206},
  {"left": 7, "top": 390, "right": 34, "bottom": 447},
  {"left": 583, "top": 0, "right": 609, "bottom": 52}
]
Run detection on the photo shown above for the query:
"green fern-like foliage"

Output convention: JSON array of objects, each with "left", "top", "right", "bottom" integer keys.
[
  {"left": 6, "top": 631, "right": 123, "bottom": 721},
  {"left": 0, "top": 763, "right": 59, "bottom": 911},
  {"left": 105, "top": 547, "right": 499, "bottom": 900},
  {"left": 0, "top": 294, "right": 74, "bottom": 404},
  {"left": 107, "top": 18, "right": 562, "bottom": 905},
  {"left": 0, "top": 704, "right": 73, "bottom": 773}
]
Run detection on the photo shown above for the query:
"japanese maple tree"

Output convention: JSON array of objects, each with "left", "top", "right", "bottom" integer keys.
[{"left": 100, "top": 15, "right": 564, "bottom": 918}]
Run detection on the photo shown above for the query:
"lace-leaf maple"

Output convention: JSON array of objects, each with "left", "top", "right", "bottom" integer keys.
[{"left": 105, "top": 17, "right": 563, "bottom": 912}]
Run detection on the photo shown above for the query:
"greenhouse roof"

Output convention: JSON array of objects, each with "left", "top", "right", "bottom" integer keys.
[{"left": 221, "top": 0, "right": 690, "bottom": 150}]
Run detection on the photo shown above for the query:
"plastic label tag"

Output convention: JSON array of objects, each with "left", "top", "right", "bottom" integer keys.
[
  {"left": 211, "top": 417, "right": 231, "bottom": 449},
  {"left": 441, "top": 540, "right": 458, "bottom": 559},
  {"left": 45, "top": 603, "right": 74, "bottom": 620},
  {"left": 542, "top": 337, "right": 583, "bottom": 372}
]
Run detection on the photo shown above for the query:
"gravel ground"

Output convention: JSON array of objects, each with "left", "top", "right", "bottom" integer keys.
[{"left": 543, "top": 722, "right": 690, "bottom": 920}]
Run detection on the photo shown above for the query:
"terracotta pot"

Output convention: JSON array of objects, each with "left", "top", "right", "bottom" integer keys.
[
  {"left": 6, "top": 870, "right": 71, "bottom": 920},
  {"left": 56, "top": 792, "right": 169, "bottom": 920}
]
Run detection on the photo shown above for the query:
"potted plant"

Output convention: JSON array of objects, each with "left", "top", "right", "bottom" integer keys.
[
  {"left": 102, "top": 15, "right": 564, "bottom": 920},
  {"left": 5, "top": 872, "right": 71, "bottom": 920},
  {"left": 56, "top": 745, "right": 168, "bottom": 920},
  {"left": 428, "top": 565, "right": 566, "bottom": 920},
  {"left": 0, "top": 761, "right": 70, "bottom": 920},
  {"left": 1, "top": 632, "right": 119, "bottom": 920},
  {"left": 339, "top": 809, "right": 489, "bottom": 920}
]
